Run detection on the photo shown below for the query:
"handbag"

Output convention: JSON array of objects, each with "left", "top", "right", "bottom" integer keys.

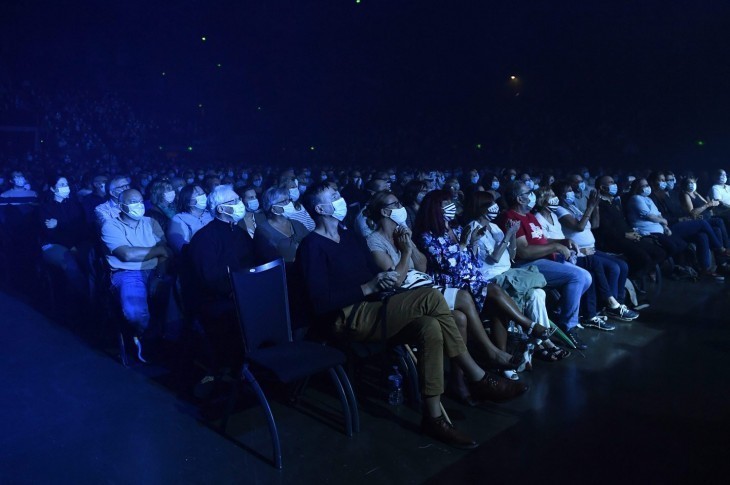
[{"left": 400, "top": 269, "right": 434, "bottom": 290}]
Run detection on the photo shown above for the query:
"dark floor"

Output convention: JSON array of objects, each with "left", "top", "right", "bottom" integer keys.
[{"left": 1, "top": 279, "right": 729, "bottom": 485}]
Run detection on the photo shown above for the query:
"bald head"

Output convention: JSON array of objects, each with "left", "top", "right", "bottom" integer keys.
[{"left": 120, "top": 189, "right": 143, "bottom": 205}]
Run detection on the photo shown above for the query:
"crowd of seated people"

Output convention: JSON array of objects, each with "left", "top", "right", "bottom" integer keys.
[{"left": 3, "top": 158, "right": 730, "bottom": 450}]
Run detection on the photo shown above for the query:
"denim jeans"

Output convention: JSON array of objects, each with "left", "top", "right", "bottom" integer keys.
[
  {"left": 41, "top": 244, "right": 88, "bottom": 300},
  {"left": 515, "top": 258, "right": 592, "bottom": 331},
  {"left": 111, "top": 269, "right": 152, "bottom": 334},
  {"left": 672, "top": 219, "right": 722, "bottom": 269},
  {"left": 577, "top": 251, "right": 629, "bottom": 318}
]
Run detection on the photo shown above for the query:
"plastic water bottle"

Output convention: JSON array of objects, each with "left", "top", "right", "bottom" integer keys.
[{"left": 387, "top": 366, "right": 404, "bottom": 406}]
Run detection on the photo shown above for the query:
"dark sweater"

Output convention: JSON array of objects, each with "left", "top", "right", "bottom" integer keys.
[
  {"left": 38, "top": 198, "right": 87, "bottom": 248},
  {"left": 594, "top": 197, "right": 631, "bottom": 251},
  {"left": 187, "top": 218, "right": 258, "bottom": 301},
  {"left": 296, "top": 229, "right": 377, "bottom": 325}
]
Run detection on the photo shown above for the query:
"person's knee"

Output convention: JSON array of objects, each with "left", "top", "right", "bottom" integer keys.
[
  {"left": 451, "top": 310, "right": 467, "bottom": 333},
  {"left": 122, "top": 300, "right": 150, "bottom": 330},
  {"left": 417, "top": 317, "right": 443, "bottom": 348}
]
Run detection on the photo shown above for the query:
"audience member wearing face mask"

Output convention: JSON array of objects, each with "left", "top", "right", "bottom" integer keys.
[
  {"left": 679, "top": 177, "right": 730, "bottom": 249},
  {"left": 253, "top": 186, "right": 310, "bottom": 263},
  {"left": 186, "top": 184, "right": 268, "bottom": 377},
  {"left": 235, "top": 186, "right": 267, "bottom": 239},
  {"left": 552, "top": 181, "right": 638, "bottom": 325},
  {"left": 80, "top": 174, "right": 109, "bottom": 224},
  {"left": 278, "top": 173, "right": 315, "bottom": 231},
  {"left": 709, "top": 169, "right": 730, "bottom": 228},
  {"left": 94, "top": 175, "right": 131, "bottom": 228},
  {"left": 568, "top": 173, "right": 590, "bottom": 213},
  {"left": 166, "top": 184, "right": 213, "bottom": 255},
  {"left": 146, "top": 179, "right": 177, "bottom": 233},
  {"left": 592, "top": 175, "right": 668, "bottom": 280},
  {"left": 401, "top": 180, "right": 429, "bottom": 230},
  {"left": 101, "top": 188, "right": 173, "bottom": 362},
  {"left": 501, "top": 181, "right": 592, "bottom": 350},
  {"left": 414, "top": 190, "right": 548, "bottom": 371},
  {"left": 297, "top": 181, "right": 528, "bottom": 449},
  {"left": 647, "top": 171, "right": 728, "bottom": 277},
  {"left": 625, "top": 178, "right": 688, "bottom": 259},
  {"left": 463, "top": 190, "right": 570, "bottom": 360},
  {"left": 39, "top": 175, "right": 89, "bottom": 311}
]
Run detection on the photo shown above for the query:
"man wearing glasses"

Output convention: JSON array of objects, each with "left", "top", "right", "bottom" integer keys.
[
  {"left": 94, "top": 175, "right": 131, "bottom": 228},
  {"left": 501, "top": 181, "right": 592, "bottom": 350}
]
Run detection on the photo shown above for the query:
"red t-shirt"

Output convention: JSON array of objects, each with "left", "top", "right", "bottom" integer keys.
[{"left": 501, "top": 210, "right": 549, "bottom": 246}]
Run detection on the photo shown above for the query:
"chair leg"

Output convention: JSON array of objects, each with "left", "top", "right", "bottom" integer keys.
[
  {"left": 242, "top": 365, "right": 283, "bottom": 469},
  {"left": 402, "top": 345, "right": 422, "bottom": 407},
  {"left": 335, "top": 365, "right": 359, "bottom": 433},
  {"left": 118, "top": 331, "right": 129, "bottom": 368},
  {"left": 328, "top": 368, "right": 353, "bottom": 437}
]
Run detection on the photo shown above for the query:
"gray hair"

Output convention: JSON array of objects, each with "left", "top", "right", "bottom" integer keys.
[
  {"left": 207, "top": 184, "right": 238, "bottom": 215},
  {"left": 262, "top": 186, "right": 289, "bottom": 215}
]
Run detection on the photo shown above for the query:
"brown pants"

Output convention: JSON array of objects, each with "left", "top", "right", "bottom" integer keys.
[{"left": 337, "top": 287, "right": 467, "bottom": 396}]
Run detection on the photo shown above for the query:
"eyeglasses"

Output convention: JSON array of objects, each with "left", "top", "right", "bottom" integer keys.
[
  {"left": 519, "top": 190, "right": 534, "bottom": 196},
  {"left": 273, "top": 198, "right": 291, "bottom": 206},
  {"left": 222, "top": 197, "right": 241, "bottom": 205},
  {"left": 384, "top": 201, "right": 403, "bottom": 209}
]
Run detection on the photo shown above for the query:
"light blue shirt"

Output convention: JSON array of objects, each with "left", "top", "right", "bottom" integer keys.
[{"left": 626, "top": 195, "right": 664, "bottom": 235}]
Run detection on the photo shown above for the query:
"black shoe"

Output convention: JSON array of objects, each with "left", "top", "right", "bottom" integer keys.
[{"left": 565, "top": 328, "right": 588, "bottom": 350}]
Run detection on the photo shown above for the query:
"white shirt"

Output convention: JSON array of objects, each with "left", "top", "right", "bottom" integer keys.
[
  {"left": 710, "top": 184, "right": 730, "bottom": 207},
  {"left": 554, "top": 205, "right": 595, "bottom": 249},
  {"left": 535, "top": 211, "right": 565, "bottom": 240},
  {"left": 101, "top": 216, "right": 163, "bottom": 271},
  {"left": 468, "top": 220, "right": 512, "bottom": 280}
]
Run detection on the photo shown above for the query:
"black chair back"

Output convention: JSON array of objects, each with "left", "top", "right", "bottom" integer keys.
[{"left": 229, "top": 258, "right": 292, "bottom": 354}]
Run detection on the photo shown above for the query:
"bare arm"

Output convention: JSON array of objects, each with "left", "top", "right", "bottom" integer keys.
[{"left": 515, "top": 236, "right": 570, "bottom": 261}]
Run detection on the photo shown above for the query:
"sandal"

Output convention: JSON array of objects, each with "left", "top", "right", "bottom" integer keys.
[
  {"left": 500, "top": 369, "right": 520, "bottom": 381},
  {"left": 534, "top": 343, "right": 571, "bottom": 362}
]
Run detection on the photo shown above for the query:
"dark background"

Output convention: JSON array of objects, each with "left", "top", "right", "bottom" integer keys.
[{"left": 1, "top": 0, "right": 729, "bottom": 168}]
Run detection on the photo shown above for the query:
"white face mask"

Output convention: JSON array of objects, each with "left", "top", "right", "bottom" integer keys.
[
  {"left": 486, "top": 203, "right": 500, "bottom": 221},
  {"left": 388, "top": 206, "right": 408, "bottom": 225},
  {"left": 289, "top": 187, "right": 300, "bottom": 202},
  {"left": 164, "top": 190, "right": 176, "bottom": 203},
  {"left": 564, "top": 191, "right": 576, "bottom": 204},
  {"left": 56, "top": 186, "right": 71, "bottom": 198},
  {"left": 194, "top": 194, "right": 207, "bottom": 210},
  {"left": 443, "top": 202, "right": 457, "bottom": 221},
  {"left": 274, "top": 201, "right": 297, "bottom": 217},
  {"left": 221, "top": 201, "right": 246, "bottom": 222},
  {"left": 246, "top": 199, "right": 260, "bottom": 212},
  {"left": 525, "top": 191, "right": 537, "bottom": 210},
  {"left": 491, "top": 181, "right": 500, "bottom": 190},
  {"left": 642, "top": 186, "right": 652, "bottom": 197},
  {"left": 547, "top": 196, "right": 560, "bottom": 210},
  {"left": 123, "top": 202, "right": 146, "bottom": 220},
  {"left": 326, "top": 197, "right": 348, "bottom": 221},
  {"left": 687, "top": 182, "right": 697, "bottom": 193},
  {"left": 471, "top": 175, "right": 479, "bottom": 184}
]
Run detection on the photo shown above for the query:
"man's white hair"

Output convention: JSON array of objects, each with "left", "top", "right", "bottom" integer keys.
[{"left": 207, "top": 184, "right": 238, "bottom": 215}]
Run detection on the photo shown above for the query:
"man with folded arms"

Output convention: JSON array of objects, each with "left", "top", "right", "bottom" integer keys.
[{"left": 297, "top": 181, "right": 528, "bottom": 449}]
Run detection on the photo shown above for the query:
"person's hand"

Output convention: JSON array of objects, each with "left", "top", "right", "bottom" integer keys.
[
  {"left": 709, "top": 200, "right": 720, "bottom": 207},
  {"left": 587, "top": 190, "right": 599, "bottom": 207},
  {"left": 625, "top": 231, "right": 641, "bottom": 242},
  {"left": 553, "top": 243, "right": 571, "bottom": 259},
  {"left": 394, "top": 231, "right": 411, "bottom": 252},
  {"left": 470, "top": 225, "right": 488, "bottom": 244},
  {"left": 395, "top": 224, "right": 412, "bottom": 239},
  {"left": 505, "top": 219, "right": 521, "bottom": 237},
  {"left": 663, "top": 226, "right": 673, "bottom": 237},
  {"left": 459, "top": 226, "right": 473, "bottom": 247},
  {"left": 45, "top": 218, "right": 58, "bottom": 229},
  {"left": 563, "top": 238, "right": 578, "bottom": 251},
  {"left": 369, "top": 271, "right": 399, "bottom": 292}
]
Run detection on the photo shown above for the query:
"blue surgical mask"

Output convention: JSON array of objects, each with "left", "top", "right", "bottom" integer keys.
[
  {"left": 687, "top": 182, "right": 697, "bottom": 193},
  {"left": 577, "top": 181, "right": 586, "bottom": 192},
  {"left": 564, "top": 191, "right": 576, "bottom": 204},
  {"left": 524, "top": 180, "right": 534, "bottom": 190},
  {"left": 720, "top": 175, "right": 728, "bottom": 185},
  {"left": 471, "top": 175, "right": 479, "bottom": 184},
  {"left": 666, "top": 179, "right": 676, "bottom": 190},
  {"left": 658, "top": 181, "right": 667, "bottom": 191},
  {"left": 607, "top": 183, "right": 618, "bottom": 196},
  {"left": 642, "top": 186, "right": 652, "bottom": 197},
  {"left": 491, "top": 181, "right": 500, "bottom": 190}
]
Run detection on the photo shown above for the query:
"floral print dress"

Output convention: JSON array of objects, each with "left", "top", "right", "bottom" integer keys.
[{"left": 418, "top": 226, "right": 490, "bottom": 311}]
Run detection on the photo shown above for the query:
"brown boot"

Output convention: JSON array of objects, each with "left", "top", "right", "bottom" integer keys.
[
  {"left": 468, "top": 372, "right": 529, "bottom": 403},
  {"left": 421, "top": 414, "right": 478, "bottom": 449}
]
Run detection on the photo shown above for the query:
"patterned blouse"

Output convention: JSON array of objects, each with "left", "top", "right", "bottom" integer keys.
[{"left": 418, "top": 226, "right": 490, "bottom": 311}]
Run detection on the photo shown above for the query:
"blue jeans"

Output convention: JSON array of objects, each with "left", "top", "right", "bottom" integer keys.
[
  {"left": 709, "top": 217, "right": 729, "bottom": 248},
  {"left": 577, "top": 251, "right": 629, "bottom": 318},
  {"left": 516, "top": 258, "right": 592, "bottom": 331},
  {"left": 672, "top": 219, "right": 722, "bottom": 270},
  {"left": 111, "top": 269, "right": 152, "bottom": 334}
]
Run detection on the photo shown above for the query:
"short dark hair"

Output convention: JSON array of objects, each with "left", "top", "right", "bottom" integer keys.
[
  {"left": 503, "top": 180, "right": 527, "bottom": 207},
  {"left": 301, "top": 180, "right": 332, "bottom": 216}
]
